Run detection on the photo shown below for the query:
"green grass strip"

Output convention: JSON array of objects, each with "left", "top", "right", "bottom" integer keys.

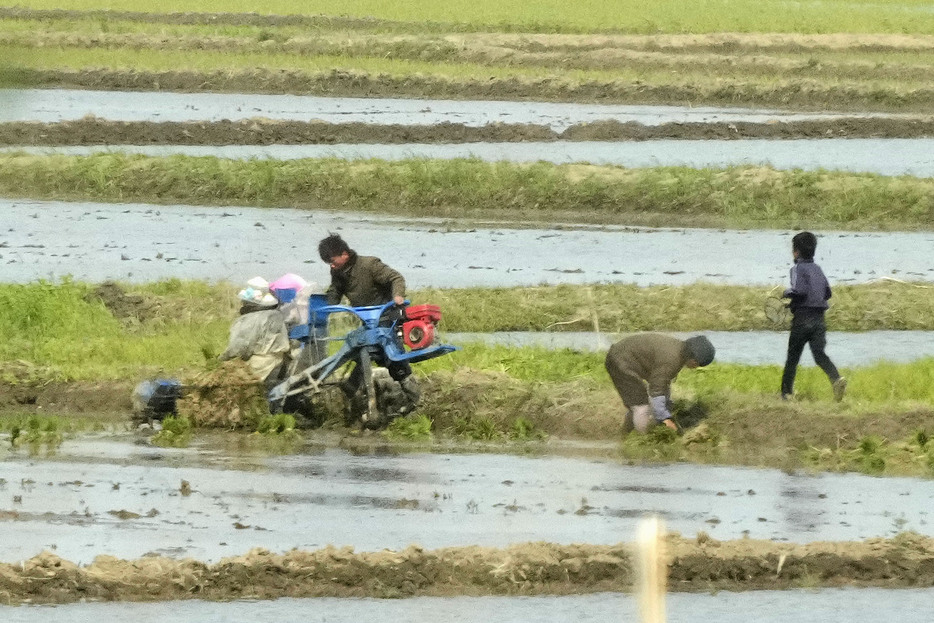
[
  {"left": 8, "top": 0, "right": 934, "bottom": 35},
  {"left": 421, "top": 345, "right": 934, "bottom": 405},
  {"left": 1, "top": 280, "right": 933, "bottom": 381},
  {"left": 2, "top": 153, "right": 934, "bottom": 230}
]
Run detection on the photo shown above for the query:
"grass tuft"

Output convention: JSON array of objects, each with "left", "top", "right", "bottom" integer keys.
[{"left": 385, "top": 414, "right": 433, "bottom": 440}]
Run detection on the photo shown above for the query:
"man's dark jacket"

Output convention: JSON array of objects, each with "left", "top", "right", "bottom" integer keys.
[
  {"left": 605, "top": 333, "right": 691, "bottom": 398},
  {"left": 325, "top": 252, "right": 406, "bottom": 307}
]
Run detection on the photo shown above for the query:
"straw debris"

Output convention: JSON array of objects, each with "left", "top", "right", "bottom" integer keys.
[{"left": 176, "top": 360, "right": 269, "bottom": 428}]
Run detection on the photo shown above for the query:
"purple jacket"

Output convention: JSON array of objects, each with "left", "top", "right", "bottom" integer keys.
[{"left": 783, "top": 259, "right": 831, "bottom": 312}]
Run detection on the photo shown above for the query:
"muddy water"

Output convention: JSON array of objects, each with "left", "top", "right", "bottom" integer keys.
[
  {"left": 8, "top": 137, "right": 934, "bottom": 176},
  {"left": 3, "top": 588, "right": 934, "bottom": 623},
  {"left": 2, "top": 438, "right": 933, "bottom": 565},
  {"left": 0, "top": 88, "right": 909, "bottom": 128},
  {"left": 4, "top": 198, "right": 934, "bottom": 287},
  {"left": 448, "top": 330, "right": 934, "bottom": 366}
]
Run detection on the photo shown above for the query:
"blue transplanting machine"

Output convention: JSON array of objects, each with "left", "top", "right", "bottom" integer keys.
[
  {"left": 133, "top": 294, "right": 458, "bottom": 428},
  {"left": 268, "top": 295, "right": 458, "bottom": 427}
]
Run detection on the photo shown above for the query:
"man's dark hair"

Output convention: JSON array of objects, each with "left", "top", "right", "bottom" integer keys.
[
  {"left": 318, "top": 233, "right": 351, "bottom": 263},
  {"left": 792, "top": 231, "right": 817, "bottom": 260}
]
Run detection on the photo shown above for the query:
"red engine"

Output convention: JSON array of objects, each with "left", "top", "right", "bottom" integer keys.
[{"left": 402, "top": 304, "right": 442, "bottom": 350}]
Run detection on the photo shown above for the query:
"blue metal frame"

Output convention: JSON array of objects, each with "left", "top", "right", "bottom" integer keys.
[{"left": 269, "top": 299, "right": 457, "bottom": 407}]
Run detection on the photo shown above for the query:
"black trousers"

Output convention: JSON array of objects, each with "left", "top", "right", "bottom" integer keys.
[{"left": 781, "top": 309, "right": 840, "bottom": 395}]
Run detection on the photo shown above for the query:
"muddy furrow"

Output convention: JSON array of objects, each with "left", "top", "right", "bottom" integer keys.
[
  {"left": 3, "top": 32, "right": 933, "bottom": 84},
  {"left": 0, "top": 7, "right": 410, "bottom": 32},
  {"left": 2, "top": 117, "right": 934, "bottom": 146},
  {"left": 4, "top": 68, "right": 934, "bottom": 111},
  {"left": 2, "top": 535, "right": 933, "bottom": 605}
]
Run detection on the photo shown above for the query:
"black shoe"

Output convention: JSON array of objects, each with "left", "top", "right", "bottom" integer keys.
[
  {"left": 399, "top": 376, "right": 421, "bottom": 413},
  {"left": 832, "top": 377, "right": 848, "bottom": 402}
]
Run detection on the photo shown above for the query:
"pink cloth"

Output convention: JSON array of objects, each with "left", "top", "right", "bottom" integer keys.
[{"left": 269, "top": 273, "right": 308, "bottom": 292}]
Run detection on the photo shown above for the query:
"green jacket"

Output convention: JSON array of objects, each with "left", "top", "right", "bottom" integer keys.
[
  {"left": 605, "top": 333, "right": 690, "bottom": 398},
  {"left": 325, "top": 252, "right": 406, "bottom": 307}
]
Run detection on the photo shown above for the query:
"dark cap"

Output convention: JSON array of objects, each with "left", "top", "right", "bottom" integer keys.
[{"left": 685, "top": 336, "right": 715, "bottom": 367}]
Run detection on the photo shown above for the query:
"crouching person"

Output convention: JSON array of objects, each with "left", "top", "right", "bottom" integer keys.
[
  {"left": 220, "top": 280, "right": 291, "bottom": 390},
  {"left": 605, "top": 333, "right": 715, "bottom": 433}
]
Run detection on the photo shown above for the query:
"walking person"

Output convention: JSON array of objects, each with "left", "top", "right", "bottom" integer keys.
[{"left": 780, "top": 231, "right": 847, "bottom": 401}]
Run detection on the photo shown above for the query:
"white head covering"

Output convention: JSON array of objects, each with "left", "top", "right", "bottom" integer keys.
[
  {"left": 238, "top": 277, "right": 278, "bottom": 308},
  {"left": 246, "top": 276, "right": 269, "bottom": 290}
]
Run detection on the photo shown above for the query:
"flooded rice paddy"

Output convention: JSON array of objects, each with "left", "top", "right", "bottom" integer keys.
[
  {"left": 4, "top": 587, "right": 934, "bottom": 623},
  {"left": 0, "top": 88, "right": 912, "bottom": 128},
  {"left": 7, "top": 138, "right": 934, "bottom": 176},
  {"left": 5, "top": 198, "right": 934, "bottom": 287},
  {"left": 2, "top": 437, "right": 933, "bottom": 566},
  {"left": 3, "top": 68, "right": 934, "bottom": 617},
  {"left": 4, "top": 88, "right": 933, "bottom": 175}
]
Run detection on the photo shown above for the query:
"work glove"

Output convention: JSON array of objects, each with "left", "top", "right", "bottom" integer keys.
[{"left": 649, "top": 394, "right": 673, "bottom": 423}]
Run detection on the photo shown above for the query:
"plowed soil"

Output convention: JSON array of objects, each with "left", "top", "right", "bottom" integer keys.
[
  {"left": 2, "top": 116, "right": 934, "bottom": 146},
  {"left": 9, "top": 67, "right": 934, "bottom": 112},
  {"left": 3, "top": 534, "right": 934, "bottom": 604},
  {"left": 2, "top": 367, "right": 934, "bottom": 477}
]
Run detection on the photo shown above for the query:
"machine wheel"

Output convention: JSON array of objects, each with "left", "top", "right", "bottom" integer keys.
[{"left": 347, "top": 368, "right": 418, "bottom": 430}]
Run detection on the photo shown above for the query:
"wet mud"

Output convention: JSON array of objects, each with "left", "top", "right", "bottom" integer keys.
[
  {"left": 4, "top": 433, "right": 934, "bottom": 602},
  {"left": 0, "top": 89, "right": 915, "bottom": 128},
  {"left": 2, "top": 535, "right": 934, "bottom": 604},
  {"left": 8, "top": 67, "right": 934, "bottom": 113},
  {"left": 2, "top": 116, "right": 934, "bottom": 146},
  {"left": 0, "top": 7, "right": 415, "bottom": 30}
]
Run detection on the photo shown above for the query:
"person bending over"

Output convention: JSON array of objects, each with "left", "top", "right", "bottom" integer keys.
[{"left": 605, "top": 333, "right": 715, "bottom": 433}]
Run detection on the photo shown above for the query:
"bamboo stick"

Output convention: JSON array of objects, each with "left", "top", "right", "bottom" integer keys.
[{"left": 636, "top": 516, "right": 667, "bottom": 623}]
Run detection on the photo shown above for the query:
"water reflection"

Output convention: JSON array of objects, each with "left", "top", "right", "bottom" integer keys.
[
  {"left": 2, "top": 441, "right": 934, "bottom": 565},
  {"left": 4, "top": 199, "right": 934, "bottom": 287},
  {"left": 0, "top": 88, "right": 910, "bottom": 128},
  {"left": 4, "top": 588, "right": 934, "bottom": 623},
  {"left": 7, "top": 138, "right": 934, "bottom": 176}
]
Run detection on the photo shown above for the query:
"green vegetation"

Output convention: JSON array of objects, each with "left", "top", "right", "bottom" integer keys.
[
  {"left": 509, "top": 416, "right": 544, "bottom": 441},
  {"left": 0, "top": 279, "right": 234, "bottom": 379},
  {"left": 1, "top": 1, "right": 932, "bottom": 480},
  {"left": 1, "top": 278, "right": 933, "bottom": 475},
  {"left": 422, "top": 346, "right": 934, "bottom": 406},
  {"left": 6, "top": 0, "right": 934, "bottom": 34},
  {"left": 1, "top": 279, "right": 933, "bottom": 381},
  {"left": 3, "top": 40, "right": 931, "bottom": 94},
  {"left": 385, "top": 413, "right": 433, "bottom": 440},
  {"left": 802, "top": 430, "right": 934, "bottom": 476},
  {"left": 415, "top": 363, "right": 934, "bottom": 477},
  {"left": 255, "top": 412, "right": 297, "bottom": 435},
  {"left": 428, "top": 281, "right": 934, "bottom": 333},
  {"left": 151, "top": 414, "right": 191, "bottom": 446},
  {"left": 2, "top": 5, "right": 934, "bottom": 108},
  {"left": 2, "top": 154, "right": 934, "bottom": 231},
  {"left": 4, "top": 414, "right": 65, "bottom": 448}
]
